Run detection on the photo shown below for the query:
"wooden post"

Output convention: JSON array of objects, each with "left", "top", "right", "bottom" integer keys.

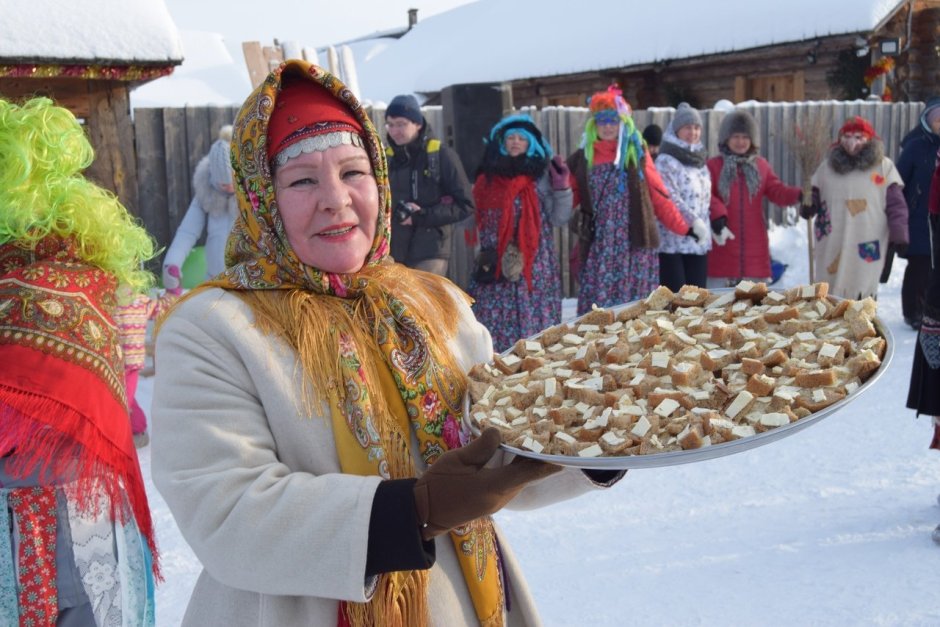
[
  {"left": 242, "top": 42, "right": 269, "bottom": 88},
  {"left": 807, "top": 218, "right": 815, "bottom": 283}
]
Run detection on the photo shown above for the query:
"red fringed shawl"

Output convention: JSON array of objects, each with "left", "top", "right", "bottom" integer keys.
[
  {"left": 472, "top": 174, "right": 542, "bottom": 290},
  {"left": 0, "top": 237, "right": 160, "bottom": 579}
]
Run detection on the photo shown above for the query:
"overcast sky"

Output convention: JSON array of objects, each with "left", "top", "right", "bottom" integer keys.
[{"left": 162, "top": 0, "right": 474, "bottom": 50}]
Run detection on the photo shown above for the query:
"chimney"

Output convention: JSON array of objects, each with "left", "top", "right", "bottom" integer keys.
[{"left": 408, "top": 8, "right": 418, "bottom": 29}]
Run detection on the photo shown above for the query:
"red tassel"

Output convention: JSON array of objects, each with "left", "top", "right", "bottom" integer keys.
[{"left": 0, "top": 387, "right": 161, "bottom": 582}]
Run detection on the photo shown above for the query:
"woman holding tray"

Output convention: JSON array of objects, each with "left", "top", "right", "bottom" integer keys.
[{"left": 151, "top": 60, "right": 622, "bottom": 627}]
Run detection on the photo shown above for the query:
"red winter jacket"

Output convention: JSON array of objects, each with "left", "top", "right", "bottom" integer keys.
[{"left": 706, "top": 155, "right": 801, "bottom": 279}]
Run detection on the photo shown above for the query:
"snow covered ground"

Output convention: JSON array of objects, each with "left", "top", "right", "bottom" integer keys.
[{"left": 136, "top": 222, "right": 940, "bottom": 626}]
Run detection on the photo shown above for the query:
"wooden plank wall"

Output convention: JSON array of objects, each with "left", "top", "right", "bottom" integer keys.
[{"left": 135, "top": 101, "right": 924, "bottom": 292}]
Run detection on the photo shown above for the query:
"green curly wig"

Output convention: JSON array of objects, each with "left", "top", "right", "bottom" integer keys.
[{"left": 0, "top": 97, "right": 155, "bottom": 290}]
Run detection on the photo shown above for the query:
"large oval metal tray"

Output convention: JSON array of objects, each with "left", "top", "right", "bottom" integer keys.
[{"left": 465, "top": 294, "right": 894, "bottom": 470}]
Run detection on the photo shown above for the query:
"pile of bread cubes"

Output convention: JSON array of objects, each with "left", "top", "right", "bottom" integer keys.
[{"left": 467, "top": 281, "right": 885, "bottom": 459}]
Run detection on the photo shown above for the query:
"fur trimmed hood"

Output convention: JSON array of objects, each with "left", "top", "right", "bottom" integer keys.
[{"left": 827, "top": 138, "right": 884, "bottom": 174}]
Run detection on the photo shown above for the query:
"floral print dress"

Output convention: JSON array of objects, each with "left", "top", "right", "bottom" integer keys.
[
  {"left": 469, "top": 176, "right": 563, "bottom": 352},
  {"left": 577, "top": 163, "right": 659, "bottom": 315}
]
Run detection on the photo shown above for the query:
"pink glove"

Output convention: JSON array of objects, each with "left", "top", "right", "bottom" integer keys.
[
  {"left": 162, "top": 264, "right": 183, "bottom": 295},
  {"left": 549, "top": 155, "right": 571, "bottom": 190}
]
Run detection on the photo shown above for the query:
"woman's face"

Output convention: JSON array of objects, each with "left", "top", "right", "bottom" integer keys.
[
  {"left": 727, "top": 133, "right": 752, "bottom": 155},
  {"left": 676, "top": 124, "right": 702, "bottom": 144},
  {"left": 596, "top": 117, "right": 620, "bottom": 141},
  {"left": 504, "top": 132, "right": 530, "bottom": 157},
  {"left": 840, "top": 132, "right": 870, "bottom": 156},
  {"left": 274, "top": 143, "right": 378, "bottom": 274}
]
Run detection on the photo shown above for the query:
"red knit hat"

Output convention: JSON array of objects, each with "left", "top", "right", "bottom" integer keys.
[
  {"left": 267, "top": 76, "right": 364, "bottom": 163},
  {"left": 839, "top": 115, "right": 877, "bottom": 139}
]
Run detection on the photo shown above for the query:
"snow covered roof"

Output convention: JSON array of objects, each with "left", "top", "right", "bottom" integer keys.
[
  {"left": 131, "top": 31, "right": 251, "bottom": 108},
  {"left": 0, "top": 0, "right": 183, "bottom": 66},
  {"left": 356, "top": 0, "right": 906, "bottom": 101}
]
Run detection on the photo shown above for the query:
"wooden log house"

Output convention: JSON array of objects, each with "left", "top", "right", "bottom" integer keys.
[{"left": 0, "top": 0, "right": 183, "bottom": 216}]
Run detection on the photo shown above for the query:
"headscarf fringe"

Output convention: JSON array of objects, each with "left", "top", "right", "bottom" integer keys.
[
  {"left": 214, "top": 265, "right": 464, "bottom": 421},
  {"left": 342, "top": 570, "right": 431, "bottom": 627}
]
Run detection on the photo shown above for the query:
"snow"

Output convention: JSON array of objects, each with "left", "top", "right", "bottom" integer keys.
[
  {"left": 130, "top": 0, "right": 905, "bottom": 108},
  {"left": 354, "top": 0, "right": 904, "bottom": 101},
  {"left": 131, "top": 31, "right": 251, "bottom": 109},
  {"left": 136, "top": 221, "right": 940, "bottom": 626},
  {"left": 0, "top": 0, "right": 182, "bottom": 63}
]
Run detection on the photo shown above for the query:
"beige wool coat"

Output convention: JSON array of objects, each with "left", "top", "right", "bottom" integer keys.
[{"left": 152, "top": 286, "right": 608, "bottom": 626}]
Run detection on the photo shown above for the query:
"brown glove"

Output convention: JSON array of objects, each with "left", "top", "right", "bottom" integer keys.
[{"left": 413, "top": 428, "right": 562, "bottom": 540}]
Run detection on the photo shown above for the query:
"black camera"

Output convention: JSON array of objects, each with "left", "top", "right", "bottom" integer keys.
[{"left": 394, "top": 201, "right": 413, "bottom": 223}]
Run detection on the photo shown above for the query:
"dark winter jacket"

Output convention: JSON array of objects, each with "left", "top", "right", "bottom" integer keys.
[
  {"left": 386, "top": 120, "right": 474, "bottom": 265},
  {"left": 706, "top": 153, "right": 801, "bottom": 279},
  {"left": 896, "top": 97, "right": 940, "bottom": 257}
]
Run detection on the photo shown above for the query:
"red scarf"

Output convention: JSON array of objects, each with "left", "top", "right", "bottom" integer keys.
[
  {"left": 592, "top": 139, "right": 618, "bottom": 165},
  {"left": 0, "top": 236, "right": 159, "bottom": 580},
  {"left": 472, "top": 174, "right": 542, "bottom": 289}
]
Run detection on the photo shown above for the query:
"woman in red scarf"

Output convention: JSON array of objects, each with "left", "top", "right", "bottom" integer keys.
[
  {"left": 469, "top": 114, "right": 573, "bottom": 351},
  {"left": 0, "top": 97, "right": 159, "bottom": 625}
]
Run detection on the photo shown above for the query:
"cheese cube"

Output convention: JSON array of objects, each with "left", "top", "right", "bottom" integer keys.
[
  {"left": 578, "top": 444, "right": 604, "bottom": 457},
  {"left": 521, "top": 437, "right": 544, "bottom": 454},
  {"left": 631, "top": 416, "right": 652, "bottom": 438},
  {"left": 725, "top": 390, "right": 754, "bottom": 419},
  {"left": 759, "top": 413, "right": 790, "bottom": 427},
  {"left": 654, "top": 398, "right": 681, "bottom": 418},
  {"left": 731, "top": 425, "right": 757, "bottom": 439}
]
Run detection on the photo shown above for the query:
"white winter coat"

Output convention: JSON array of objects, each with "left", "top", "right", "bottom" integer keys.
[
  {"left": 152, "top": 286, "right": 608, "bottom": 626},
  {"left": 656, "top": 131, "right": 712, "bottom": 255}
]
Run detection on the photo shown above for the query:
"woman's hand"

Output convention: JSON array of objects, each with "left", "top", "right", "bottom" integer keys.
[
  {"left": 686, "top": 218, "right": 709, "bottom": 243},
  {"left": 413, "top": 429, "right": 561, "bottom": 539},
  {"left": 550, "top": 156, "right": 571, "bottom": 191}
]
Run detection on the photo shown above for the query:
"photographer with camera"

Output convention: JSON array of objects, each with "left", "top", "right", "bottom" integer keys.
[{"left": 385, "top": 94, "right": 474, "bottom": 275}]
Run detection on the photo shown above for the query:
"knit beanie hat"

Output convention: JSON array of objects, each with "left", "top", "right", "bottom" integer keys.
[
  {"left": 718, "top": 110, "right": 759, "bottom": 149},
  {"left": 385, "top": 94, "right": 423, "bottom": 124},
  {"left": 642, "top": 124, "right": 662, "bottom": 147},
  {"left": 670, "top": 102, "right": 702, "bottom": 133},
  {"left": 838, "top": 115, "right": 877, "bottom": 139},
  {"left": 207, "top": 135, "right": 234, "bottom": 191},
  {"left": 925, "top": 99, "right": 940, "bottom": 128},
  {"left": 267, "top": 76, "right": 364, "bottom": 166}
]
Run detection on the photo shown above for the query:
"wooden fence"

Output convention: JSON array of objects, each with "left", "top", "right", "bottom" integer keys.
[{"left": 134, "top": 100, "right": 924, "bottom": 293}]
